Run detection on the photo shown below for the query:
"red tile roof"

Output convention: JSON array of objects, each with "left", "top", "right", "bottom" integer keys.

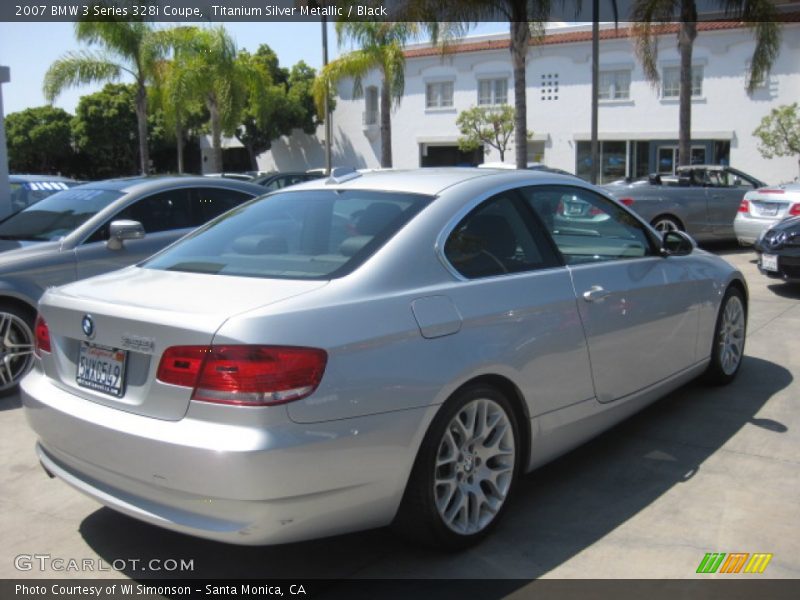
[{"left": 404, "top": 14, "right": 800, "bottom": 59}]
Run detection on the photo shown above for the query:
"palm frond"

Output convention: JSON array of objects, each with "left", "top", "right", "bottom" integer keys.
[{"left": 43, "top": 51, "right": 123, "bottom": 102}]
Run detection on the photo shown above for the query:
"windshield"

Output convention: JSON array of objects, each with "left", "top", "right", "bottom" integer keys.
[
  {"left": 144, "top": 189, "right": 432, "bottom": 280},
  {"left": 0, "top": 188, "right": 123, "bottom": 241}
]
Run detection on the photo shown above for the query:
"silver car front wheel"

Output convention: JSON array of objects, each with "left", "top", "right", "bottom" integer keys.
[
  {"left": 704, "top": 287, "right": 747, "bottom": 385},
  {"left": 394, "top": 385, "right": 520, "bottom": 549},
  {"left": 0, "top": 306, "right": 36, "bottom": 396}
]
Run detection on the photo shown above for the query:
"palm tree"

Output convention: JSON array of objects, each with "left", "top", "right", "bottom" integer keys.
[
  {"left": 313, "top": 22, "right": 423, "bottom": 168},
  {"left": 407, "top": 1, "right": 551, "bottom": 169},
  {"left": 633, "top": 0, "right": 780, "bottom": 168},
  {"left": 165, "top": 27, "right": 261, "bottom": 173},
  {"left": 150, "top": 28, "right": 206, "bottom": 174},
  {"left": 43, "top": 21, "right": 162, "bottom": 175}
]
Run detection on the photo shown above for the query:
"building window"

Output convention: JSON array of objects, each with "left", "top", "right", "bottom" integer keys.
[
  {"left": 426, "top": 81, "right": 454, "bottom": 109},
  {"left": 599, "top": 70, "right": 631, "bottom": 100},
  {"left": 363, "top": 86, "right": 378, "bottom": 126},
  {"left": 662, "top": 65, "right": 703, "bottom": 98},
  {"left": 540, "top": 73, "right": 559, "bottom": 101},
  {"left": 478, "top": 78, "right": 508, "bottom": 105},
  {"left": 576, "top": 141, "right": 627, "bottom": 184}
]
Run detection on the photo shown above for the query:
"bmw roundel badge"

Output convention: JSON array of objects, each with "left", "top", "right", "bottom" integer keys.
[{"left": 82, "top": 314, "right": 95, "bottom": 338}]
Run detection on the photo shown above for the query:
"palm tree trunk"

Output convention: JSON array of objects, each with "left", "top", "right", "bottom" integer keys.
[
  {"left": 677, "top": 7, "right": 697, "bottom": 167},
  {"left": 135, "top": 82, "right": 150, "bottom": 175},
  {"left": 208, "top": 98, "right": 223, "bottom": 173},
  {"left": 510, "top": 20, "right": 530, "bottom": 170},
  {"left": 247, "top": 144, "right": 258, "bottom": 171},
  {"left": 380, "top": 70, "right": 392, "bottom": 168},
  {"left": 175, "top": 122, "right": 184, "bottom": 174}
]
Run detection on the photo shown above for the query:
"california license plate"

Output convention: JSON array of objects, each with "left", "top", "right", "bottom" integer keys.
[
  {"left": 76, "top": 343, "right": 127, "bottom": 397},
  {"left": 761, "top": 253, "right": 779, "bottom": 272},
  {"left": 759, "top": 203, "right": 779, "bottom": 217}
]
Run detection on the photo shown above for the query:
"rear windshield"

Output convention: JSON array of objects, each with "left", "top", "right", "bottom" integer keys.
[
  {"left": 0, "top": 188, "right": 122, "bottom": 241},
  {"left": 143, "top": 189, "right": 432, "bottom": 280}
]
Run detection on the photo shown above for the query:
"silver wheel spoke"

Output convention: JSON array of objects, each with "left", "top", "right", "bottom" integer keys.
[
  {"left": 0, "top": 311, "right": 36, "bottom": 391},
  {"left": 434, "top": 397, "right": 516, "bottom": 536},
  {"left": 718, "top": 295, "right": 745, "bottom": 376}
]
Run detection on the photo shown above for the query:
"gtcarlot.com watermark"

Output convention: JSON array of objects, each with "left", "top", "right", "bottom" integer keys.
[{"left": 14, "top": 553, "right": 194, "bottom": 573}]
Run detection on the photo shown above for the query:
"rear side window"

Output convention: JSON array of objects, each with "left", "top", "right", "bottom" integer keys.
[
  {"left": 143, "top": 190, "right": 432, "bottom": 280},
  {"left": 444, "top": 192, "right": 560, "bottom": 279},
  {"left": 192, "top": 187, "right": 255, "bottom": 226},
  {"left": 520, "top": 185, "right": 655, "bottom": 264}
]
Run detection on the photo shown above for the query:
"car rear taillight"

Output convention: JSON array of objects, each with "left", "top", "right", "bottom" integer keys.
[
  {"left": 618, "top": 197, "right": 635, "bottom": 207},
  {"left": 157, "top": 345, "right": 327, "bottom": 406},
  {"left": 757, "top": 188, "right": 785, "bottom": 194},
  {"left": 34, "top": 315, "right": 51, "bottom": 357},
  {"left": 738, "top": 199, "right": 750, "bottom": 213},
  {"left": 790, "top": 203, "right": 800, "bottom": 216}
]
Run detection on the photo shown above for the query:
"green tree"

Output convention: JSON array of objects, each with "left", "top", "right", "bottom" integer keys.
[
  {"left": 633, "top": 0, "right": 780, "bottom": 168},
  {"left": 43, "top": 20, "right": 164, "bottom": 175},
  {"left": 150, "top": 27, "right": 208, "bottom": 173},
  {"left": 404, "top": 1, "right": 550, "bottom": 169},
  {"left": 753, "top": 103, "right": 800, "bottom": 178},
  {"left": 71, "top": 83, "right": 139, "bottom": 179},
  {"left": 313, "top": 22, "right": 424, "bottom": 168},
  {"left": 5, "top": 106, "right": 74, "bottom": 174},
  {"left": 235, "top": 54, "right": 321, "bottom": 170},
  {"left": 457, "top": 105, "right": 529, "bottom": 163}
]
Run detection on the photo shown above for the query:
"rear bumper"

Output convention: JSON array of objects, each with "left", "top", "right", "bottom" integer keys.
[
  {"left": 734, "top": 215, "right": 774, "bottom": 246},
  {"left": 22, "top": 369, "right": 435, "bottom": 545}
]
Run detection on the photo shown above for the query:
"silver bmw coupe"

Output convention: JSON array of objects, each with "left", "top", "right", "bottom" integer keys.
[{"left": 22, "top": 168, "right": 747, "bottom": 549}]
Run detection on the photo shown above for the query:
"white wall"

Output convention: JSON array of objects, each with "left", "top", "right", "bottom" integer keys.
[
  {"left": 0, "top": 66, "right": 11, "bottom": 218},
  {"left": 256, "top": 23, "right": 800, "bottom": 184}
]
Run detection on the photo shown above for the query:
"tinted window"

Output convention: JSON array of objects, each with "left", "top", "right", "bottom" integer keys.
[
  {"left": 521, "top": 185, "right": 654, "bottom": 264},
  {"left": 192, "top": 187, "right": 255, "bottom": 226},
  {"left": 444, "top": 193, "right": 559, "bottom": 279},
  {"left": 143, "top": 190, "right": 431, "bottom": 280},
  {"left": 114, "top": 189, "right": 192, "bottom": 233},
  {"left": 0, "top": 188, "right": 122, "bottom": 241}
]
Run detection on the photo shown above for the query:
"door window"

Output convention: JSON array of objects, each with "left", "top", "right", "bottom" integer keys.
[
  {"left": 520, "top": 185, "right": 655, "bottom": 265},
  {"left": 191, "top": 187, "right": 254, "bottom": 226},
  {"left": 444, "top": 193, "right": 559, "bottom": 279}
]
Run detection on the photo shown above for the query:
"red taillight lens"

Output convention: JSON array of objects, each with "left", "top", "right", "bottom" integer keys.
[
  {"left": 618, "top": 197, "right": 635, "bottom": 207},
  {"left": 757, "top": 188, "right": 785, "bottom": 194},
  {"left": 738, "top": 199, "right": 750, "bottom": 213},
  {"left": 589, "top": 206, "right": 603, "bottom": 216},
  {"left": 34, "top": 315, "right": 51, "bottom": 356},
  {"left": 157, "top": 345, "right": 327, "bottom": 406},
  {"left": 790, "top": 203, "right": 800, "bottom": 216}
]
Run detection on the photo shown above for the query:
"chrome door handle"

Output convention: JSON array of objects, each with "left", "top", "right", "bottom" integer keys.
[{"left": 583, "top": 286, "right": 611, "bottom": 302}]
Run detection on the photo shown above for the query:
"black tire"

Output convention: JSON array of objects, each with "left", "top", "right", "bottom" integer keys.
[
  {"left": 0, "top": 302, "right": 36, "bottom": 397},
  {"left": 392, "top": 384, "right": 520, "bottom": 550},
  {"left": 704, "top": 286, "right": 747, "bottom": 385},
  {"left": 651, "top": 215, "right": 683, "bottom": 234}
]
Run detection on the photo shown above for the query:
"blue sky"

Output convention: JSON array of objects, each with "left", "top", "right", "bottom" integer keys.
[{"left": 0, "top": 21, "right": 508, "bottom": 116}]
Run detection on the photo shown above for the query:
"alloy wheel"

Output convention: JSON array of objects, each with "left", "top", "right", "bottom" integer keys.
[
  {"left": 0, "top": 311, "right": 35, "bottom": 392},
  {"left": 433, "top": 398, "right": 516, "bottom": 535},
  {"left": 718, "top": 295, "right": 746, "bottom": 376}
]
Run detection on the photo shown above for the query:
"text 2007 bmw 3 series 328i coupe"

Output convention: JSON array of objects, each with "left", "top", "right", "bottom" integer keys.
[{"left": 22, "top": 168, "right": 747, "bottom": 549}]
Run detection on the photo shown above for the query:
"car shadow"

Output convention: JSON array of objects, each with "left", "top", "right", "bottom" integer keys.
[
  {"left": 698, "top": 241, "right": 748, "bottom": 256},
  {"left": 767, "top": 282, "right": 800, "bottom": 299},
  {"left": 77, "top": 356, "right": 790, "bottom": 593},
  {"left": 0, "top": 393, "right": 22, "bottom": 412}
]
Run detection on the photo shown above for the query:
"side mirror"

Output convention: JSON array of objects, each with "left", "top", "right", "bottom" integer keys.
[
  {"left": 106, "top": 220, "right": 145, "bottom": 250},
  {"left": 661, "top": 230, "right": 695, "bottom": 257}
]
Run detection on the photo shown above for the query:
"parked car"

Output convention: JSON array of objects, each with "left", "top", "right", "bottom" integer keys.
[
  {"left": 604, "top": 165, "right": 766, "bottom": 242},
  {"left": 478, "top": 161, "right": 579, "bottom": 178},
  {"left": 251, "top": 171, "right": 325, "bottom": 191},
  {"left": 203, "top": 172, "right": 256, "bottom": 181},
  {"left": 23, "top": 168, "right": 747, "bottom": 549},
  {"left": 0, "top": 176, "right": 263, "bottom": 394},
  {"left": 734, "top": 183, "right": 800, "bottom": 246},
  {"left": 9, "top": 174, "right": 80, "bottom": 212},
  {"left": 753, "top": 215, "right": 800, "bottom": 282}
]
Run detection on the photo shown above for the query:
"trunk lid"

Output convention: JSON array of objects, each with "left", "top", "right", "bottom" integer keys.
[{"left": 38, "top": 266, "right": 328, "bottom": 420}]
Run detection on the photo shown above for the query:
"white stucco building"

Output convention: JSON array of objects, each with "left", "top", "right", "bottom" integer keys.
[{"left": 253, "top": 17, "right": 800, "bottom": 185}]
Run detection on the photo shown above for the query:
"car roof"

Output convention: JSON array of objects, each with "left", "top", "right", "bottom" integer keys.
[
  {"left": 287, "top": 167, "right": 569, "bottom": 196},
  {"left": 69, "top": 175, "right": 265, "bottom": 194}
]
